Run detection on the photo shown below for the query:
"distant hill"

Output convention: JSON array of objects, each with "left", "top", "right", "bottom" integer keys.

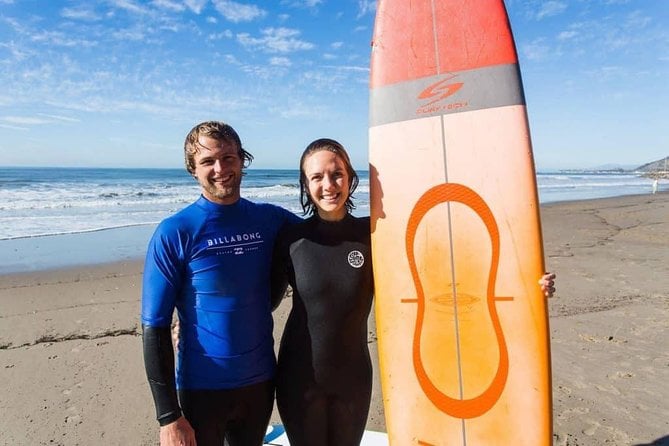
[{"left": 635, "top": 156, "right": 669, "bottom": 178}]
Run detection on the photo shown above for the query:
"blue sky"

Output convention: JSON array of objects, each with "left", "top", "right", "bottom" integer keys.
[{"left": 0, "top": 0, "right": 667, "bottom": 170}]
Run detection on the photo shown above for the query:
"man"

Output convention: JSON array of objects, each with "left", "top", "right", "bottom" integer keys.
[{"left": 141, "top": 121, "right": 300, "bottom": 446}]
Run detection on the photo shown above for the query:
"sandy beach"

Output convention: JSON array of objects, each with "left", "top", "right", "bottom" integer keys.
[{"left": 1, "top": 193, "right": 667, "bottom": 446}]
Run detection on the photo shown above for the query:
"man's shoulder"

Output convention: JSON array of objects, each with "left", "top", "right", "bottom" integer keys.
[
  {"left": 155, "top": 201, "right": 204, "bottom": 233},
  {"left": 243, "top": 199, "right": 301, "bottom": 222}
]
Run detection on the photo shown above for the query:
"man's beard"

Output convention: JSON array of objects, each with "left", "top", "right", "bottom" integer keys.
[{"left": 200, "top": 175, "right": 241, "bottom": 202}]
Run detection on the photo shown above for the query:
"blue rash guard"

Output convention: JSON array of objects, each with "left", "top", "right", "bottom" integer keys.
[{"left": 142, "top": 196, "right": 300, "bottom": 390}]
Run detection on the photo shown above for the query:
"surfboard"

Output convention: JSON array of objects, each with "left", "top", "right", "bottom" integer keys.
[
  {"left": 263, "top": 425, "right": 389, "bottom": 445},
  {"left": 368, "top": 1, "right": 552, "bottom": 445}
]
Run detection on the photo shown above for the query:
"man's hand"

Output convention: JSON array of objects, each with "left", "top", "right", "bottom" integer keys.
[{"left": 160, "top": 416, "right": 196, "bottom": 446}]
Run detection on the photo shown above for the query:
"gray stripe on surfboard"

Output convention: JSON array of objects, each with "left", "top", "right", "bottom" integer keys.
[{"left": 369, "top": 63, "right": 525, "bottom": 128}]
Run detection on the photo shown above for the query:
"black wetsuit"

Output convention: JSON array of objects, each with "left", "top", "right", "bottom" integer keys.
[{"left": 272, "top": 214, "right": 374, "bottom": 446}]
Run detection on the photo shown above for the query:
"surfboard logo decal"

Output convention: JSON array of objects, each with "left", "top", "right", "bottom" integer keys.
[
  {"left": 405, "top": 183, "right": 510, "bottom": 419},
  {"left": 418, "top": 75, "right": 464, "bottom": 106},
  {"left": 416, "top": 75, "right": 468, "bottom": 116},
  {"left": 347, "top": 250, "right": 365, "bottom": 268}
]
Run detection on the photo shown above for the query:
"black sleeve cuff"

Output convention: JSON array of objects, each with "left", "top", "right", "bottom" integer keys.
[
  {"left": 157, "top": 409, "right": 182, "bottom": 427},
  {"left": 142, "top": 324, "right": 182, "bottom": 425}
]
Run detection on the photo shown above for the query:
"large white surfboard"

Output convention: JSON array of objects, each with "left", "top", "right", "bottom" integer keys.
[{"left": 369, "top": 0, "right": 552, "bottom": 445}]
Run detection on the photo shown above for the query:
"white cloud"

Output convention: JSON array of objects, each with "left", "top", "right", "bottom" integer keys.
[
  {"left": 603, "top": 33, "right": 631, "bottom": 50},
  {"left": 239, "top": 64, "right": 275, "bottom": 79},
  {"left": 0, "top": 41, "right": 32, "bottom": 62},
  {"left": 270, "top": 57, "right": 291, "bottom": 67},
  {"left": 585, "top": 66, "right": 625, "bottom": 81},
  {"left": 237, "top": 28, "right": 314, "bottom": 53},
  {"left": 624, "top": 10, "right": 651, "bottom": 30},
  {"left": 212, "top": 0, "right": 267, "bottom": 23},
  {"left": 207, "top": 16, "right": 218, "bottom": 24},
  {"left": 185, "top": 0, "right": 208, "bottom": 14},
  {"left": 30, "top": 31, "right": 98, "bottom": 48},
  {"left": 111, "top": 27, "right": 146, "bottom": 41},
  {"left": 331, "top": 41, "right": 344, "bottom": 49},
  {"left": 61, "top": 6, "right": 102, "bottom": 21},
  {"left": 0, "top": 123, "right": 29, "bottom": 131},
  {"left": 520, "top": 39, "right": 551, "bottom": 61},
  {"left": 108, "top": 0, "right": 150, "bottom": 15},
  {"left": 298, "top": 65, "right": 368, "bottom": 92},
  {"left": 281, "top": 0, "right": 323, "bottom": 8},
  {"left": 269, "top": 101, "right": 327, "bottom": 119},
  {"left": 357, "top": 0, "right": 375, "bottom": 18},
  {"left": 2, "top": 16, "right": 27, "bottom": 34},
  {"left": 1, "top": 116, "right": 52, "bottom": 125},
  {"left": 557, "top": 30, "right": 578, "bottom": 41},
  {"left": 208, "top": 30, "right": 234, "bottom": 40},
  {"left": 37, "top": 113, "right": 81, "bottom": 123},
  {"left": 224, "top": 54, "right": 242, "bottom": 65},
  {"left": 536, "top": 1, "right": 567, "bottom": 20},
  {"left": 324, "top": 65, "right": 368, "bottom": 73},
  {"left": 152, "top": 0, "right": 186, "bottom": 12}
]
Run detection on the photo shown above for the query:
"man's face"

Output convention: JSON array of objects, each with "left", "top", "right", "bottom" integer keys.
[{"left": 192, "top": 135, "right": 243, "bottom": 205}]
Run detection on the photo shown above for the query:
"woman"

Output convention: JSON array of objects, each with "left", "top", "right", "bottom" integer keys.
[
  {"left": 272, "top": 138, "right": 373, "bottom": 446},
  {"left": 272, "top": 138, "right": 556, "bottom": 445}
]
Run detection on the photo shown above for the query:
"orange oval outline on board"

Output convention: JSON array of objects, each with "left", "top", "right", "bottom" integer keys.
[{"left": 405, "top": 183, "right": 509, "bottom": 419}]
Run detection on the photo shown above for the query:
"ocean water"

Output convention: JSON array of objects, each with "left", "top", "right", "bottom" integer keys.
[
  {"left": 0, "top": 167, "right": 662, "bottom": 240},
  {"left": 0, "top": 167, "right": 663, "bottom": 273},
  {"left": 0, "top": 167, "right": 312, "bottom": 240}
]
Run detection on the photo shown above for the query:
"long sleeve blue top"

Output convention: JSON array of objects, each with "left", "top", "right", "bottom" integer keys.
[{"left": 141, "top": 196, "right": 299, "bottom": 390}]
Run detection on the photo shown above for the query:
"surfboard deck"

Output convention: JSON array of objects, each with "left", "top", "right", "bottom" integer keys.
[
  {"left": 369, "top": 1, "right": 552, "bottom": 445},
  {"left": 263, "top": 425, "right": 388, "bottom": 445}
]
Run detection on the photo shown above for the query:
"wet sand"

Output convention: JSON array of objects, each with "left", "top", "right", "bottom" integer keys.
[{"left": 0, "top": 192, "right": 667, "bottom": 445}]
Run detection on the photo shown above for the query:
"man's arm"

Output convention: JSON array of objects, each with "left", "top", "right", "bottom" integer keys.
[
  {"left": 270, "top": 209, "right": 301, "bottom": 311},
  {"left": 141, "top": 223, "right": 188, "bottom": 428},
  {"left": 270, "top": 233, "right": 289, "bottom": 311}
]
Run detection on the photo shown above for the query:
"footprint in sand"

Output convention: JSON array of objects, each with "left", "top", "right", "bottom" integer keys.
[
  {"left": 65, "top": 404, "right": 82, "bottom": 425},
  {"left": 595, "top": 384, "right": 621, "bottom": 395},
  {"left": 556, "top": 384, "right": 572, "bottom": 395},
  {"left": 607, "top": 371, "right": 635, "bottom": 379},
  {"left": 65, "top": 414, "right": 82, "bottom": 425},
  {"left": 583, "top": 420, "right": 600, "bottom": 436},
  {"left": 62, "top": 381, "right": 83, "bottom": 397},
  {"left": 556, "top": 406, "right": 589, "bottom": 421}
]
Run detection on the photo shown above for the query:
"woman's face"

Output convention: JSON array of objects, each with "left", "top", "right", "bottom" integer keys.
[{"left": 302, "top": 150, "right": 350, "bottom": 221}]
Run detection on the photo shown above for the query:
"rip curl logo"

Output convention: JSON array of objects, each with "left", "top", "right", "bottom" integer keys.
[
  {"left": 417, "top": 74, "right": 468, "bottom": 115},
  {"left": 347, "top": 250, "right": 364, "bottom": 268}
]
